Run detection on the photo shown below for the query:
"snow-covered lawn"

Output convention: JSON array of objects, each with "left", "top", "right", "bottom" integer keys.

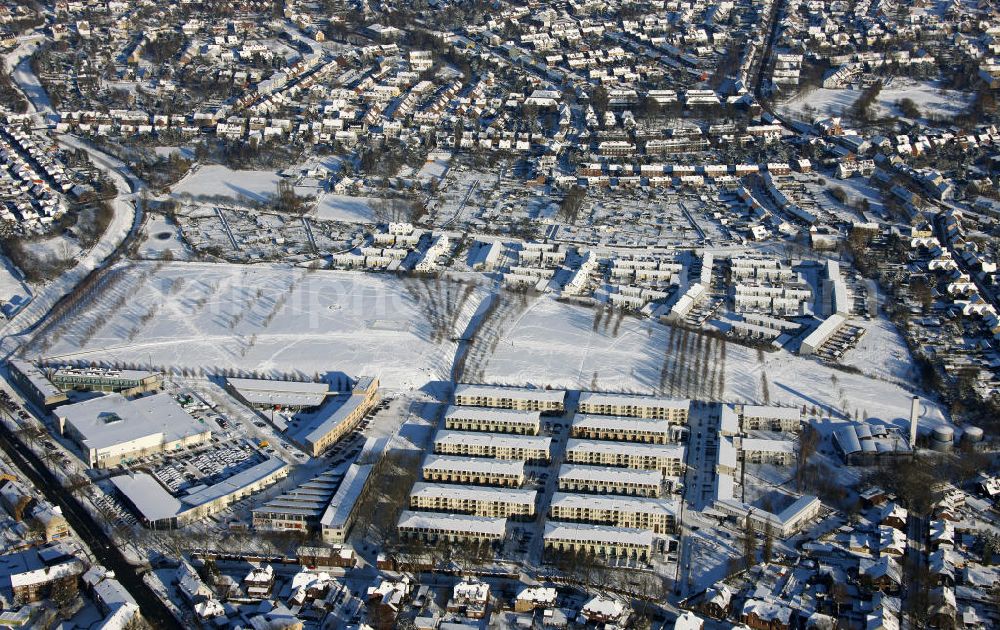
[
  {"left": 35, "top": 262, "right": 488, "bottom": 390},
  {"left": 172, "top": 165, "right": 282, "bottom": 202},
  {"left": 417, "top": 151, "right": 451, "bottom": 183},
  {"left": 310, "top": 193, "right": 376, "bottom": 223}
]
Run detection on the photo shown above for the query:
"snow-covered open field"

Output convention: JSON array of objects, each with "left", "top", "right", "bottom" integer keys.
[
  {"left": 780, "top": 88, "right": 862, "bottom": 119},
  {"left": 172, "top": 165, "right": 282, "bottom": 202},
  {"left": 780, "top": 79, "right": 973, "bottom": 121},
  {"left": 476, "top": 297, "right": 948, "bottom": 432},
  {"left": 0, "top": 257, "right": 30, "bottom": 317},
  {"left": 34, "top": 263, "right": 488, "bottom": 389},
  {"left": 875, "top": 79, "right": 973, "bottom": 119},
  {"left": 310, "top": 193, "right": 376, "bottom": 223}
]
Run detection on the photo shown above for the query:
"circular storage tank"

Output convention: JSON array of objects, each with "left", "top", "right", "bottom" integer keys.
[
  {"left": 963, "top": 426, "right": 984, "bottom": 444},
  {"left": 931, "top": 425, "right": 955, "bottom": 452}
]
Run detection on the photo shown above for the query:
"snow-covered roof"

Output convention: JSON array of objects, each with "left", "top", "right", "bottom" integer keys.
[
  {"left": 742, "top": 404, "right": 801, "bottom": 420},
  {"left": 109, "top": 472, "right": 183, "bottom": 522},
  {"left": 423, "top": 454, "right": 525, "bottom": 476},
  {"left": 741, "top": 438, "right": 796, "bottom": 454},
  {"left": 571, "top": 413, "right": 673, "bottom": 433},
  {"left": 718, "top": 438, "right": 738, "bottom": 469},
  {"left": 444, "top": 405, "right": 541, "bottom": 425},
  {"left": 557, "top": 464, "right": 662, "bottom": 485},
  {"left": 581, "top": 595, "right": 629, "bottom": 620},
  {"left": 397, "top": 510, "right": 507, "bottom": 536},
  {"left": 516, "top": 586, "right": 557, "bottom": 605},
  {"left": 320, "top": 463, "right": 373, "bottom": 530},
  {"left": 57, "top": 392, "right": 208, "bottom": 452},
  {"left": 543, "top": 521, "right": 654, "bottom": 546},
  {"left": 720, "top": 404, "right": 740, "bottom": 434},
  {"left": 742, "top": 598, "right": 793, "bottom": 624},
  {"left": 550, "top": 492, "right": 677, "bottom": 516},
  {"left": 566, "top": 438, "right": 685, "bottom": 459},
  {"left": 9, "top": 559, "right": 83, "bottom": 588},
  {"left": 10, "top": 359, "right": 63, "bottom": 400},
  {"left": 453, "top": 383, "right": 566, "bottom": 403},
  {"left": 577, "top": 391, "right": 689, "bottom": 410},
  {"left": 227, "top": 377, "right": 331, "bottom": 408},
  {"left": 410, "top": 482, "right": 537, "bottom": 505},
  {"left": 435, "top": 430, "right": 551, "bottom": 451}
]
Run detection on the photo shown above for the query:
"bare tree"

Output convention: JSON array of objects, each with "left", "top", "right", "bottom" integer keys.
[
  {"left": 739, "top": 513, "right": 757, "bottom": 570},
  {"left": 796, "top": 425, "right": 820, "bottom": 491},
  {"left": 762, "top": 521, "right": 775, "bottom": 563}
]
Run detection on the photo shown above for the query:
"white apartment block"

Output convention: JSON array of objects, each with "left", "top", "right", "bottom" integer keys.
[
  {"left": 397, "top": 511, "right": 507, "bottom": 544},
  {"left": 557, "top": 465, "right": 662, "bottom": 497},
  {"left": 570, "top": 414, "right": 682, "bottom": 444},
  {"left": 733, "top": 284, "right": 812, "bottom": 316},
  {"left": 453, "top": 384, "right": 566, "bottom": 412},
  {"left": 741, "top": 405, "right": 802, "bottom": 432},
  {"left": 409, "top": 483, "right": 537, "bottom": 519},
  {"left": 543, "top": 522, "right": 654, "bottom": 561},
  {"left": 549, "top": 492, "right": 677, "bottom": 534},
  {"left": 565, "top": 439, "right": 685, "bottom": 476},
  {"left": 434, "top": 431, "right": 551, "bottom": 462},
  {"left": 422, "top": 455, "right": 525, "bottom": 487},
  {"left": 444, "top": 405, "right": 541, "bottom": 435},
  {"left": 740, "top": 439, "right": 796, "bottom": 466},
  {"left": 730, "top": 257, "right": 795, "bottom": 283},
  {"left": 576, "top": 392, "right": 689, "bottom": 423}
]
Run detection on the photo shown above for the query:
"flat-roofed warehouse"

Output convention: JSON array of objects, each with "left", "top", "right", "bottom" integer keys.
[
  {"left": 422, "top": 455, "right": 526, "bottom": 487},
  {"left": 227, "top": 377, "right": 332, "bottom": 411},
  {"left": 444, "top": 405, "right": 541, "bottom": 435},
  {"left": 565, "top": 439, "right": 685, "bottom": 475},
  {"left": 57, "top": 392, "right": 212, "bottom": 468},
  {"left": 50, "top": 367, "right": 162, "bottom": 396},
  {"left": 434, "top": 430, "right": 551, "bottom": 462},
  {"left": 8, "top": 359, "right": 67, "bottom": 409},
  {"left": 397, "top": 510, "right": 508, "bottom": 544},
  {"left": 543, "top": 521, "right": 654, "bottom": 561},
  {"left": 110, "top": 456, "right": 289, "bottom": 529},
  {"left": 557, "top": 464, "right": 662, "bottom": 497},
  {"left": 550, "top": 492, "right": 677, "bottom": 533},
  {"left": 409, "top": 483, "right": 537, "bottom": 519},
  {"left": 577, "top": 392, "right": 689, "bottom": 422},
  {"left": 741, "top": 405, "right": 802, "bottom": 432},
  {"left": 453, "top": 384, "right": 566, "bottom": 413},
  {"left": 570, "top": 414, "right": 682, "bottom": 444}
]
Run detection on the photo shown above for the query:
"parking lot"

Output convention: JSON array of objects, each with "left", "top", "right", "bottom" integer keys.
[
  {"left": 814, "top": 323, "right": 866, "bottom": 360},
  {"left": 151, "top": 440, "right": 264, "bottom": 494}
]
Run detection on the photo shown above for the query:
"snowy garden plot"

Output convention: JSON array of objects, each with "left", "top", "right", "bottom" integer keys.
[
  {"left": 175, "top": 204, "right": 353, "bottom": 261},
  {"left": 35, "top": 262, "right": 489, "bottom": 389}
]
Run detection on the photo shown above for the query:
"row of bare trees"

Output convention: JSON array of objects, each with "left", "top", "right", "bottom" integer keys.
[{"left": 658, "top": 325, "right": 727, "bottom": 400}]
